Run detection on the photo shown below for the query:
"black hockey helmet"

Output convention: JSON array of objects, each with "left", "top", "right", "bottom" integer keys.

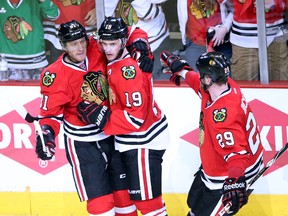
[
  {"left": 196, "top": 52, "right": 230, "bottom": 83},
  {"left": 57, "top": 20, "right": 87, "bottom": 43},
  {"left": 98, "top": 17, "right": 128, "bottom": 40}
]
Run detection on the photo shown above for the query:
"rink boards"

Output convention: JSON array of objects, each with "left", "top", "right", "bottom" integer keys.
[{"left": 0, "top": 84, "right": 288, "bottom": 215}]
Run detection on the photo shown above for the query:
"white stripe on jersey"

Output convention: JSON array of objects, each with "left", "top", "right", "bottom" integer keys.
[
  {"left": 63, "top": 120, "right": 110, "bottom": 142},
  {"left": 115, "top": 114, "right": 169, "bottom": 152},
  {"left": 224, "top": 150, "right": 249, "bottom": 162},
  {"left": 124, "top": 110, "right": 144, "bottom": 129},
  {"left": 201, "top": 152, "right": 264, "bottom": 190}
]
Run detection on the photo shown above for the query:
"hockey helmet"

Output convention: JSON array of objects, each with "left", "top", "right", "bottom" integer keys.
[
  {"left": 98, "top": 17, "right": 128, "bottom": 40},
  {"left": 57, "top": 20, "right": 87, "bottom": 43},
  {"left": 196, "top": 52, "right": 230, "bottom": 83}
]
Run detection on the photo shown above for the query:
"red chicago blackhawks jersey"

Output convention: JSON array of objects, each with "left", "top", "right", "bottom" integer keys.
[
  {"left": 39, "top": 27, "right": 148, "bottom": 141},
  {"left": 39, "top": 37, "right": 108, "bottom": 141},
  {"left": 230, "top": 0, "right": 287, "bottom": 48},
  {"left": 186, "top": 0, "right": 222, "bottom": 46},
  {"left": 185, "top": 71, "right": 264, "bottom": 189},
  {"left": 104, "top": 54, "right": 169, "bottom": 152}
]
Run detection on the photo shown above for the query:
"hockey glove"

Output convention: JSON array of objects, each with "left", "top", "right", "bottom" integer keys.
[
  {"left": 160, "top": 51, "right": 193, "bottom": 86},
  {"left": 130, "top": 38, "right": 154, "bottom": 73},
  {"left": 77, "top": 101, "right": 111, "bottom": 130},
  {"left": 222, "top": 176, "right": 248, "bottom": 215},
  {"left": 35, "top": 125, "right": 56, "bottom": 160}
]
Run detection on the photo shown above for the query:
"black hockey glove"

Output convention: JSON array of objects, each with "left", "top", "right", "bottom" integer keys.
[
  {"left": 35, "top": 125, "right": 56, "bottom": 160},
  {"left": 222, "top": 176, "right": 248, "bottom": 215},
  {"left": 160, "top": 51, "right": 193, "bottom": 86},
  {"left": 77, "top": 101, "right": 111, "bottom": 130},
  {"left": 130, "top": 38, "right": 154, "bottom": 73}
]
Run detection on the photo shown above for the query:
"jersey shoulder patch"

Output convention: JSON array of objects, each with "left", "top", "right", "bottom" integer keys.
[
  {"left": 121, "top": 65, "right": 136, "bottom": 80},
  {"left": 42, "top": 71, "right": 56, "bottom": 87},
  {"left": 213, "top": 108, "right": 227, "bottom": 123}
]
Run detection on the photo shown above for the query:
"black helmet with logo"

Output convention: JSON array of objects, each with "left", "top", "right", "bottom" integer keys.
[
  {"left": 98, "top": 17, "right": 128, "bottom": 40},
  {"left": 57, "top": 20, "right": 87, "bottom": 43},
  {"left": 196, "top": 52, "right": 230, "bottom": 83}
]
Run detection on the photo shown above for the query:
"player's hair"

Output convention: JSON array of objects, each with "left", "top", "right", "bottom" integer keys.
[
  {"left": 57, "top": 20, "right": 87, "bottom": 43},
  {"left": 196, "top": 52, "right": 230, "bottom": 84},
  {"left": 98, "top": 17, "right": 128, "bottom": 40}
]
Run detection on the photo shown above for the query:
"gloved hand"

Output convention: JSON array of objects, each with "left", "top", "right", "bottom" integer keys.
[
  {"left": 222, "top": 176, "right": 248, "bottom": 215},
  {"left": 77, "top": 101, "right": 111, "bottom": 129},
  {"left": 35, "top": 125, "right": 56, "bottom": 160},
  {"left": 160, "top": 51, "right": 193, "bottom": 86},
  {"left": 130, "top": 38, "right": 154, "bottom": 73}
]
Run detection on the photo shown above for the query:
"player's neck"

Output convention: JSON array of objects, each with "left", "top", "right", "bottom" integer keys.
[
  {"left": 120, "top": 48, "right": 129, "bottom": 59},
  {"left": 208, "top": 83, "right": 229, "bottom": 101},
  {"left": 110, "top": 48, "right": 129, "bottom": 63}
]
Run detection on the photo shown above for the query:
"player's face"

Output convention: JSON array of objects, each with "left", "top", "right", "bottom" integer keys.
[
  {"left": 64, "top": 37, "right": 87, "bottom": 63},
  {"left": 200, "top": 75, "right": 213, "bottom": 90},
  {"left": 100, "top": 39, "right": 122, "bottom": 62}
]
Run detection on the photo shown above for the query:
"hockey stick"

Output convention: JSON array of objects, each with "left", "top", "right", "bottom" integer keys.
[
  {"left": 218, "top": 143, "right": 288, "bottom": 215},
  {"left": 7, "top": 99, "right": 61, "bottom": 161}
]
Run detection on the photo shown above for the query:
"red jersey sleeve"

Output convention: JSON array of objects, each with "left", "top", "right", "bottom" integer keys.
[
  {"left": 185, "top": 70, "right": 202, "bottom": 95},
  {"left": 39, "top": 60, "right": 71, "bottom": 135},
  {"left": 127, "top": 26, "right": 149, "bottom": 46}
]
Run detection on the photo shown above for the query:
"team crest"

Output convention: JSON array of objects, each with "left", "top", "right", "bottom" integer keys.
[
  {"left": 122, "top": 65, "right": 136, "bottom": 80},
  {"left": 3, "top": 16, "right": 32, "bottom": 43},
  {"left": 115, "top": 1, "right": 138, "bottom": 25},
  {"left": 42, "top": 71, "right": 56, "bottom": 87},
  {"left": 80, "top": 71, "right": 109, "bottom": 105},
  {"left": 213, "top": 108, "right": 227, "bottom": 123}
]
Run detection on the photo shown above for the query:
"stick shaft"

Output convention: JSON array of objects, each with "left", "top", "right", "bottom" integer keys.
[{"left": 247, "top": 143, "right": 288, "bottom": 188}]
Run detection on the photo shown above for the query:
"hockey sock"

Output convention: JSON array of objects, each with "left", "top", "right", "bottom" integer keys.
[
  {"left": 87, "top": 193, "right": 115, "bottom": 215},
  {"left": 134, "top": 195, "right": 167, "bottom": 216},
  {"left": 113, "top": 190, "right": 137, "bottom": 216}
]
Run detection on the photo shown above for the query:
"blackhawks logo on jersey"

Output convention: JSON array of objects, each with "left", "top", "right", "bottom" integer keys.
[
  {"left": 189, "top": 0, "right": 218, "bottom": 19},
  {"left": 80, "top": 71, "right": 109, "bottom": 105},
  {"left": 122, "top": 65, "right": 136, "bottom": 80},
  {"left": 213, "top": 108, "right": 227, "bottom": 123},
  {"left": 114, "top": 0, "right": 138, "bottom": 26},
  {"left": 3, "top": 16, "right": 32, "bottom": 43},
  {"left": 42, "top": 71, "right": 56, "bottom": 87},
  {"left": 61, "top": 0, "right": 86, "bottom": 6}
]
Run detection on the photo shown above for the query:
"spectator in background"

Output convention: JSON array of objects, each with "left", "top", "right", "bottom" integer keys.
[
  {"left": 104, "top": 0, "right": 177, "bottom": 79},
  {"left": 176, "top": 0, "right": 233, "bottom": 70},
  {"left": 230, "top": 0, "right": 288, "bottom": 80},
  {"left": 0, "top": 0, "right": 59, "bottom": 81},
  {"left": 43, "top": 0, "right": 97, "bottom": 64}
]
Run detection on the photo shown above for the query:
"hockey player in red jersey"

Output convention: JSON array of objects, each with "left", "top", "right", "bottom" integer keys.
[
  {"left": 160, "top": 51, "right": 264, "bottom": 215},
  {"left": 76, "top": 17, "right": 169, "bottom": 216},
  {"left": 34, "top": 19, "right": 154, "bottom": 215}
]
